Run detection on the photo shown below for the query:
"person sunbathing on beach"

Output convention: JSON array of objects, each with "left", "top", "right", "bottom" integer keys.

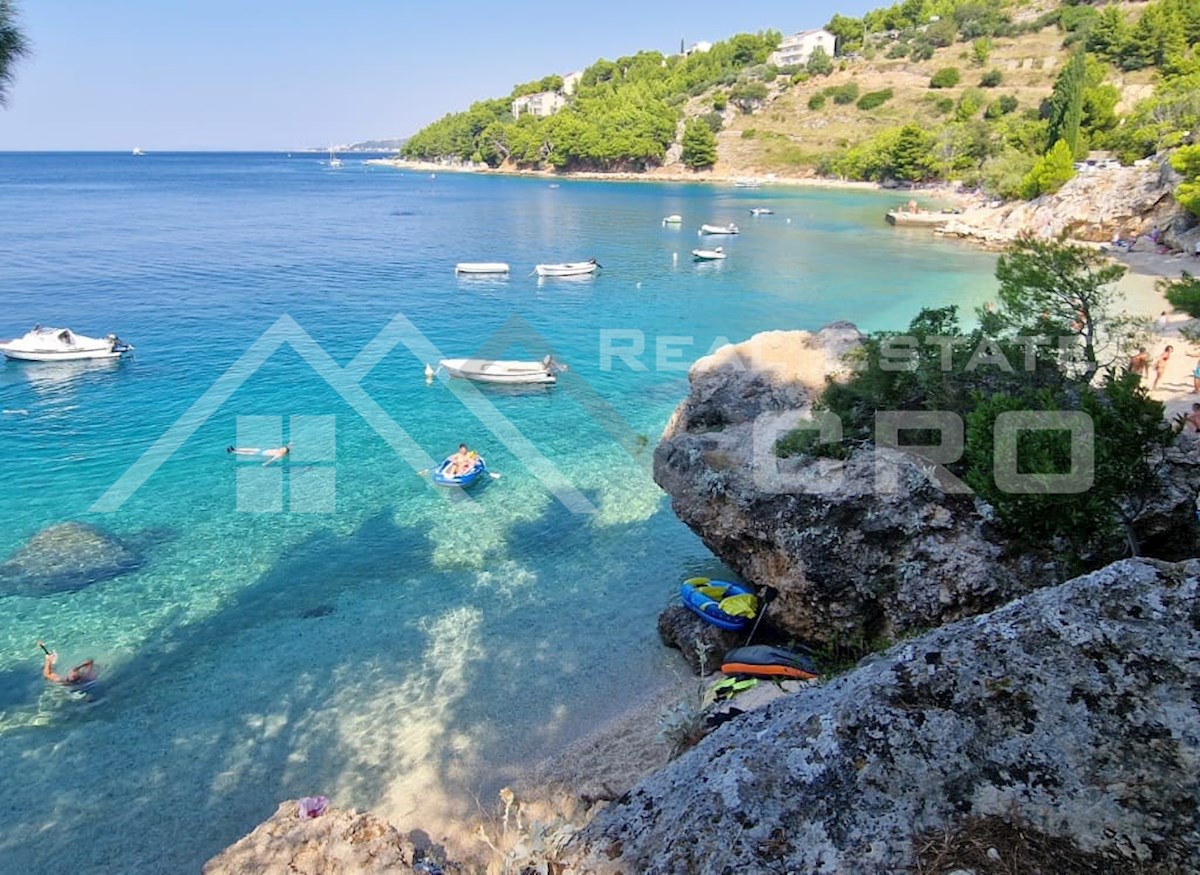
[
  {"left": 227, "top": 444, "right": 290, "bottom": 466},
  {"left": 1129, "top": 348, "right": 1149, "bottom": 380},
  {"left": 39, "top": 643, "right": 97, "bottom": 687}
]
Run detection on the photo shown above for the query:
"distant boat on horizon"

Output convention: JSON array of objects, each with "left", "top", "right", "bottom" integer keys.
[
  {"left": 328, "top": 147, "right": 342, "bottom": 168},
  {"left": 132, "top": 147, "right": 145, "bottom": 156}
]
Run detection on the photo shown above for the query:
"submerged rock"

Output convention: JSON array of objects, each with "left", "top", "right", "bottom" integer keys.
[
  {"left": 561, "top": 558, "right": 1200, "bottom": 873},
  {"left": 0, "top": 521, "right": 142, "bottom": 595}
]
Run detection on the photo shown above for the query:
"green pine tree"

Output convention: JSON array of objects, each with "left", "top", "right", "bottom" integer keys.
[
  {"left": 1086, "top": 5, "right": 1128, "bottom": 60},
  {"left": 1046, "top": 48, "right": 1086, "bottom": 155},
  {"left": 681, "top": 118, "right": 718, "bottom": 170},
  {"left": 0, "top": 0, "right": 29, "bottom": 107},
  {"left": 1021, "top": 139, "right": 1076, "bottom": 199},
  {"left": 890, "top": 124, "right": 934, "bottom": 182}
]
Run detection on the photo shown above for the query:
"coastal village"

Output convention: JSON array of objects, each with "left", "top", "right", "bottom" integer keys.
[{"left": 6, "top": 1, "right": 1200, "bottom": 873}]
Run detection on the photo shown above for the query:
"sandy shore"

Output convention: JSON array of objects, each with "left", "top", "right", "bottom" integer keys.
[{"left": 1109, "top": 247, "right": 1200, "bottom": 423}]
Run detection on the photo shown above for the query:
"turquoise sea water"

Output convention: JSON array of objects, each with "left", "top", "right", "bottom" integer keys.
[{"left": 0, "top": 153, "right": 1001, "bottom": 872}]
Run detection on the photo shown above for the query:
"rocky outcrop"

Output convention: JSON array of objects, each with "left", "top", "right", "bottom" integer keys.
[
  {"left": 0, "top": 521, "right": 142, "bottom": 595},
  {"left": 938, "top": 157, "right": 1189, "bottom": 249},
  {"left": 653, "top": 327, "right": 1059, "bottom": 645},
  {"left": 560, "top": 558, "right": 1200, "bottom": 874},
  {"left": 203, "top": 800, "right": 457, "bottom": 874}
]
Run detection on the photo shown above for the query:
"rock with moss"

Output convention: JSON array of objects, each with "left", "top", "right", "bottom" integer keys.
[
  {"left": 0, "top": 521, "right": 142, "bottom": 595},
  {"left": 561, "top": 558, "right": 1200, "bottom": 873}
]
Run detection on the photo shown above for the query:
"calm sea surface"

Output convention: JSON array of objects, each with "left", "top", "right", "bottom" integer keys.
[{"left": 0, "top": 152, "right": 1000, "bottom": 872}]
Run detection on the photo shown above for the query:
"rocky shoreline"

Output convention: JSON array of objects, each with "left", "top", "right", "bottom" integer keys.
[{"left": 208, "top": 155, "right": 1200, "bottom": 873}]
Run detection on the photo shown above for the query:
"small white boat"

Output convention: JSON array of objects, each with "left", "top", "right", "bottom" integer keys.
[
  {"left": 0, "top": 326, "right": 133, "bottom": 362},
  {"left": 454, "top": 262, "right": 510, "bottom": 275},
  {"left": 438, "top": 355, "right": 564, "bottom": 385},
  {"left": 692, "top": 247, "right": 726, "bottom": 261},
  {"left": 750, "top": 208, "right": 774, "bottom": 216},
  {"left": 733, "top": 178, "right": 761, "bottom": 188},
  {"left": 662, "top": 214, "right": 683, "bottom": 225},
  {"left": 699, "top": 223, "right": 739, "bottom": 235},
  {"left": 132, "top": 147, "right": 145, "bottom": 157},
  {"left": 328, "top": 147, "right": 342, "bottom": 168},
  {"left": 534, "top": 259, "right": 599, "bottom": 277}
]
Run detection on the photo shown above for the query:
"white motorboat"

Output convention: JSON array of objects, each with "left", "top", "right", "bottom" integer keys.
[
  {"left": 328, "top": 147, "right": 342, "bottom": 168},
  {"left": 132, "top": 147, "right": 145, "bottom": 157},
  {"left": 733, "top": 178, "right": 761, "bottom": 188},
  {"left": 692, "top": 247, "right": 726, "bottom": 261},
  {"left": 662, "top": 214, "right": 683, "bottom": 225},
  {"left": 534, "top": 259, "right": 599, "bottom": 277},
  {"left": 437, "top": 355, "right": 565, "bottom": 385},
  {"left": 699, "top": 223, "right": 739, "bottom": 235},
  {"left": 455, "top": 262, "right": 511, "bottom": 275},
  {"left": 750, "top": 208, "right": 774, "bottom": 216},
  {"left": 0, "top": 326, "right": 133, "bottom": 362}
]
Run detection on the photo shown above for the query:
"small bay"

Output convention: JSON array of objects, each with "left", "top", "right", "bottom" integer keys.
[{"left": 0, "top": 152, "right": 1001, "bottom": 872}]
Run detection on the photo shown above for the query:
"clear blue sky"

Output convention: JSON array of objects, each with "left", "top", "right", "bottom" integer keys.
[{"left": 1, "top": 0, "right": 878, "bottom": 151}]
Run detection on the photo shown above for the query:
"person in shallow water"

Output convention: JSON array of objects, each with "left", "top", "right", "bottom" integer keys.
[
  {"left": 226, "top": 444, "right": 290, "bottom": 466},
  {"left": 39, "top": 642, "right": 98, "bottom": 687}
]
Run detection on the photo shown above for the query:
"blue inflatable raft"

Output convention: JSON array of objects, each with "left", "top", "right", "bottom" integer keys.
[
  {"left": 432, "top": 456, "right": 487, "bottom": 487},
  {"left": 680, "top": 577, "right": 758, "bottom": 631}
]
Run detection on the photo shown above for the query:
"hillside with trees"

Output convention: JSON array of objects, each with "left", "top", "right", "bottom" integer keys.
[{"left": 402, "top": 0, "right": 1200, "bottom": 202}]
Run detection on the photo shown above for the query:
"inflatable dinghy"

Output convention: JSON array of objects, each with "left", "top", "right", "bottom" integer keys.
[
  {"left": 680, "top": 577, "right": 758, "bottom": 631},
  {"left": 721, "top": 644, "right": 818, "bottom": 680}
]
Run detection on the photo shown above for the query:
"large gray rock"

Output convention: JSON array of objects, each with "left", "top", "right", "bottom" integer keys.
[
  {"left": 939, "top": 157, "right": 1184, "bottom": 247},
  {"left": 653, "top": 328, "right": 1058, "bottom": 645},
  {"left": 0, "top": 521, "right": 142, "bottom": 595},
  {"left": 560, "top": 558, "right": 1200, "bottom": 874}
]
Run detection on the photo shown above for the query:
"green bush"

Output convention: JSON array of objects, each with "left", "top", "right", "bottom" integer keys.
[
  {"left": 980, "top": 68, "right": 1003, "bottom": 87},
  {"left": 934, "top": 96, "right": 955, "bottom": 114},
  {"left": 910, "top": 41, "right": 935, "bottom": 62},
  {"left": 741, "top": 128, "right": 757, "bottom": 139},
  {"left": 857, "top": 88, "right": 894, "bottom": 111},
  {"left": 712, "top": 91, "right": 728, "bottom": 111},
  {"left": 930, "top": 67, "right": 962, "bottom": 88},
  {"left": 808, "top": 91, "right": 827, "bottom": 110},
  {"left": 828, "top": 82, "right": 860, "bottom": 104},
  {"left": 886, "top": 42, "right": 909, "bottom": 59},
  {"left": 1161, "top": 272, "right": 1200, "bottom": 318}
]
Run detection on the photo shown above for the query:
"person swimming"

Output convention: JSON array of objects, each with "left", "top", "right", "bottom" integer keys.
[
  {"left": 38, "top": 641, "right": 97, "bottom": 687},
  {"left": 227, "top": 444, "right": 290, "bottom": 466}
]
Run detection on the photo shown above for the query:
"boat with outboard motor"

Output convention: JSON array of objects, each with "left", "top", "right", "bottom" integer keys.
[
  {"left": 436, "top": 355, "right": 564, "bottom": 385},
  {"left": 699, "top": 223, "right": 739, "bottom": 235},
  {"left": 0, "top": 326, "right": 134, "bottom": 362}
]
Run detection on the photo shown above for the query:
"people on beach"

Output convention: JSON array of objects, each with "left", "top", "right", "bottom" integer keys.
[
  {"left": 446, "top": 444, "right": 477, "bottom": 476},
  {"left": 1158, "top": 310, "right": 1169, "bottom": 331},
  {"left": 1193, "top": 357, "right": 1200, "bottom": 393},
  {"left": 227, "top": 445, "right": 290, "bottom": 466},
  {"left": 39, "top": 643, "right": 97, "bottom": 687},
  {"left": 1183, "top": 404, "right": 1200, "bottom": 433},
  {"left": 1129, "top": 348, "right": 1150, "bottom": 380},
  {"left": 1153, "top": 345, "right": 1174, "bottom": 390}
]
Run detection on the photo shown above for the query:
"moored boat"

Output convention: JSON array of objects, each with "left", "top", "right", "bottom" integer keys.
[
  {"left": 885, "top": 209, "right": 953, "bottom": 227},
  {"left": 750, "top": 208, "right": 774, "bottom": 216},
  {"left": 692, "top": 247, "right": 726, "bottom": 261},
  {"left": 662, "top": 214, "right": 683, "bottom": 225},
  {"left": 699, "top": 223, "right": 739, "bottom": 235},
  {"left": 454, "top": 262, "right": 510, "bottom": 275},
  {"left": 534, "top": 259, "right": 599, "bottom": 277},
  {"left": 733, "top": 178, "right": 761, "bottom": 188},
  {"left": 437, "top": 355, "right": 563, "bottom": 385},
  {"left": 0, "top": 326, "right": 134, "bottom": 362},
  {"left": 680, "top": 577, "right": 758, "bottom": 631}
]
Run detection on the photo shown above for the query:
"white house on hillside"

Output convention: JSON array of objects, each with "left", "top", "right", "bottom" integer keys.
[
  {"left": 769, "top": 29, "right": 837, "bottom": 67},
  {"left": 511, "top": 90, "right": 567, "bottom": 119}
]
